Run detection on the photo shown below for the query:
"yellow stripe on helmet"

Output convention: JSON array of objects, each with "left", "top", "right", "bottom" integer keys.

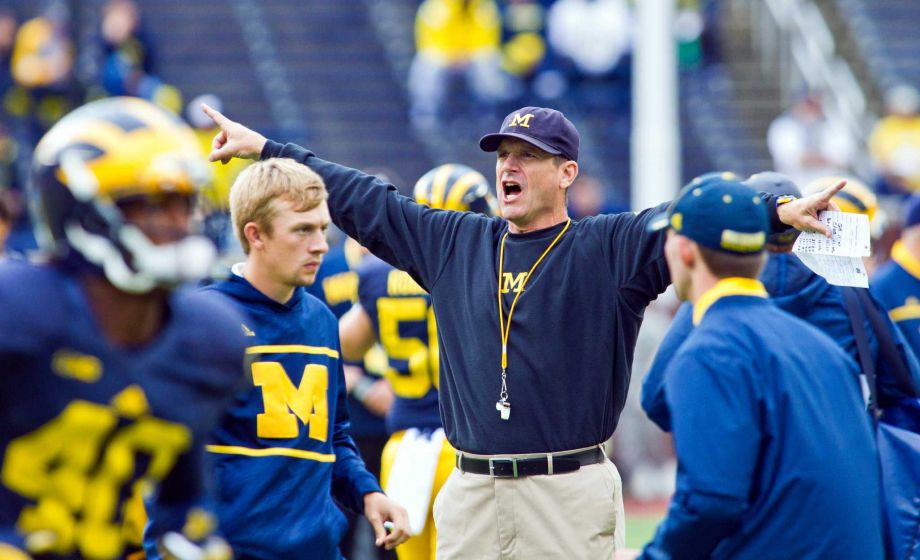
[
  {"left": 428, "top": 164, "right": 454, "bottom": 209},
  {"left": 443, "top": 170, "right": 484, "bottom": 211}
]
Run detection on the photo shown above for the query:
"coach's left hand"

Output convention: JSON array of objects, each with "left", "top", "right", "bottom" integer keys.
[
  {"left": 364, "top": 491, "right": 410, "bottom": 550},
  {"left": 777, "top": 179, "right": 844, "bottom": 238}
]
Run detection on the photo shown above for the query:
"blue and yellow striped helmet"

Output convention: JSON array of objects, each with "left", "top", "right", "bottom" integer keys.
[
  {"left": 413, "top": 163, "right": 497, "bottom": 216},
  {"left": 31, "top": 96, "right": 215, "bottom": 293}
]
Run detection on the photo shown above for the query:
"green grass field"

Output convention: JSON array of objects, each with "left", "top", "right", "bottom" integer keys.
[{"left": 624, "top": 500, "right": 667, "bottom": 549}]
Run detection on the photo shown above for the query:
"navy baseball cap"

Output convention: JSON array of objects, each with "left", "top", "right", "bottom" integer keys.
[
  {"left": 649, "top": 177, "right": 769, "bottom": 254},
  {"left": 690, "top": 171, "right": 740, "bottom": 184},
  {"left": 904, "top": 194, "right": 920, "bottom": 228},
  {"left": 479, "top": 107, "right": 580, "bottom": 162},
  {"left": 743, "top": 171, "right": 801, "bottom": 246}
]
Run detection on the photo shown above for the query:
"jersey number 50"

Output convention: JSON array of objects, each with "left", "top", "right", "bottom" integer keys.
[{"left": 377, "top": 297, "right": 439, "bottom": 398}]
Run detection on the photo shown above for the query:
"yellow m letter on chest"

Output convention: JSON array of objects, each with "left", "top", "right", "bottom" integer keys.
[
  {"left": 502, "top": 272, "right": 528, "bottom": 294},
  {"left": 252, "top": 362, "right": 329, "bottom": 441}
]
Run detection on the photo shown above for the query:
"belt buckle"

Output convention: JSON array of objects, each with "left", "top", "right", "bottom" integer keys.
[{"left": 488, "top": 457, "right": 519, "bottom": 478}]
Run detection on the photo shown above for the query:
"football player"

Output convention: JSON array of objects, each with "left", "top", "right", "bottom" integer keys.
[{"left": 0, "top": 97, "right": 246, "bottom": 559}]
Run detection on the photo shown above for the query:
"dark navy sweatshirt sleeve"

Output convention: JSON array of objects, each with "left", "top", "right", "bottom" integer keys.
[
  {"left": 601, "top": 203, "right": 671, "bottom": 313},
  {"left": 262, "top": 140, "right": 483, "bottom": 292},
  {"left": 330, "top": 350, "right": 384, "bottom": 514},
  {"left": 600, "top": 193, "right": 783, "bottom": 313},
  {"left": 763, "top": 193, "right": 788, "bottom": 233}
]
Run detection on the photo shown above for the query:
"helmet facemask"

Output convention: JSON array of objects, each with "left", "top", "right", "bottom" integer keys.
[{"left": 40, "top": 149, "right": 217, "bottom": 294}]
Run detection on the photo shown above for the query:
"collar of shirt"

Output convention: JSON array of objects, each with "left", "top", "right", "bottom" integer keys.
[{"left": 692, "top": 277, "right": 768, "bottom": 325}]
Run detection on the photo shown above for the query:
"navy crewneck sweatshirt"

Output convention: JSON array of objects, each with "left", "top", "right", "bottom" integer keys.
[{"left": 262, "top": 140, "right": 787, "bottom": 454}]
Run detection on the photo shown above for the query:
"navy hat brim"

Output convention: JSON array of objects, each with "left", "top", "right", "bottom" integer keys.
[{"left": 479, "top": 132, "right": 565, "bottom": 158}]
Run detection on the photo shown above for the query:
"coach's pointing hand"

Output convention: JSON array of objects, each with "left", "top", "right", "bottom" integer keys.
[
  {"left": 777, "top": 179, "right": 845, "bottom": 238},
  {"left": 201, "top": 103, "right": 267, "bottom": 164}
]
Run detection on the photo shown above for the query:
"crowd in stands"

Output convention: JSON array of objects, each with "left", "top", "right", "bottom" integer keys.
[
  {"left": 0, "top": 0, "right": 246, "bottom": 257},
  {"left": 408, "top": 0, "right": 633, "bottom": 129},
  {"left": 763, "top": 82, "right": 920, "bottom": 276}
]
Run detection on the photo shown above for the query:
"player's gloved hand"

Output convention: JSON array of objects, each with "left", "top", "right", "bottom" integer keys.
[{"left": 156, "top": 507, "right": 232, "bottom": 560}]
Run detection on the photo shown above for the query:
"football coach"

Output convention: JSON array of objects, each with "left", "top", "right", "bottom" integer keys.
[{"left": 202, "top": 104, "right": 842, "bottom": 559}]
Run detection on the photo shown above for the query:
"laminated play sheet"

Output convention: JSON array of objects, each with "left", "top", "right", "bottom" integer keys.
[{"left": 793, "top": 211, "right": 870, "bottom": 288}]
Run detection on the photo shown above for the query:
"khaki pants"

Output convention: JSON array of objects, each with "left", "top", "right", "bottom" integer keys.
[{"left": 433, "top": 457, "right": 625, "bottom": 559}]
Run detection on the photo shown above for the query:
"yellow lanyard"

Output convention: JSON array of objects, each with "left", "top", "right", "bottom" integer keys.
[{"left": 495, "top": 219, "right": 571, "bottom": 416}]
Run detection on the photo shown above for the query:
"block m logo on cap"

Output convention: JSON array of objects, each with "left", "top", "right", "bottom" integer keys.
[{"left": 508, "top": 113, "right": 534, "bottom": 128}]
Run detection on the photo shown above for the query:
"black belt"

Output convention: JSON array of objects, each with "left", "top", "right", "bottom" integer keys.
[{"left": 456, "top": 447, "right": 606, "bottom": 478}]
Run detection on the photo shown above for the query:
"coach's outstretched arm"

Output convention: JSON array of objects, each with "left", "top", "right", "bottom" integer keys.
[
  {"left": 203, "top": 105, "right": 478, "bottom": 293},
  {"left": 203, "top": 105, "right": 844, "bottom": 242}
]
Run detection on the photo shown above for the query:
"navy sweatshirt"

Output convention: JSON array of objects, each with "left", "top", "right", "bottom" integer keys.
[
  {"left": 146, "top": 271, "right": 382, "bottom": 559},
  {"left": 262, "top": 140, "right": 788, "bottom": 455}
]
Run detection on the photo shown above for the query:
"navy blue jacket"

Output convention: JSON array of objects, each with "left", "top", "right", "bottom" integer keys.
[
  {"left": 642, "top": 253, "right": 920, "bottom": 431},
  {"left": 639, "top": 281, "right": 884, "bottom": 560},
  {"left": 873, "top": 241, "right": 920, "bottom": 359},
  {"left": 306, "top": 240, "right": 388, "bottom": 438}
]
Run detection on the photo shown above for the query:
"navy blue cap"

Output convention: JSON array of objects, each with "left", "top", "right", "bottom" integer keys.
[
  {"left": 690, "top": 171, "right": 741, "bottom": 184},
  {"left": 649, "top": 178, "right": 769, "bottom": 254},
  {"left": 904, "top": 194, "right": 920, "bottom": 228},
  {"left": 743, "top": 171, "right": 802, "bottom": 246},
  {"left": 743, "top": 171, "right": 802, "bottom": 199},
  {"left": 479, "top": 107, "right": 580, "bottom": 162}
]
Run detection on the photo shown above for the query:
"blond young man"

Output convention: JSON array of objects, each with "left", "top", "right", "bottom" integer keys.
[{"left": 149, "top": 158, "right": 409, "bottom": 559}]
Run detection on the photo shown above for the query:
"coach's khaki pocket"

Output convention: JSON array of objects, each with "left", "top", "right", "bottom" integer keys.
[
  {"left": 603, "top": 459, "right": 627, "bottom": 549},
  {"left": 432, "top": 467, "right": 456, "bottom": 529}
]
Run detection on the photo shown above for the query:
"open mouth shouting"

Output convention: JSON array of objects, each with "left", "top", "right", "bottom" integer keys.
[{"left": 502, "top": 180, "right": 523, "bottom": 204}]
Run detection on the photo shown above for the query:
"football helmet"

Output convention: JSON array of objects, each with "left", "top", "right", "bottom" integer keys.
[
  {"left": 413, "top": 163, "right": 497, "bottom": 216},
  {"left": 31, "top": 96, "right": 215, "bottom": 293}
]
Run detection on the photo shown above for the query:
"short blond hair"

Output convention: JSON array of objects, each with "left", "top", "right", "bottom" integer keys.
[{"left": 229, "top": 158, "right": 328, "bottom": 254}]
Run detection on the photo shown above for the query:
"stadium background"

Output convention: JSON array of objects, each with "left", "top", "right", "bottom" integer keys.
[{"left": 1, "top": 0, "right": 916, "bottom": 552}]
